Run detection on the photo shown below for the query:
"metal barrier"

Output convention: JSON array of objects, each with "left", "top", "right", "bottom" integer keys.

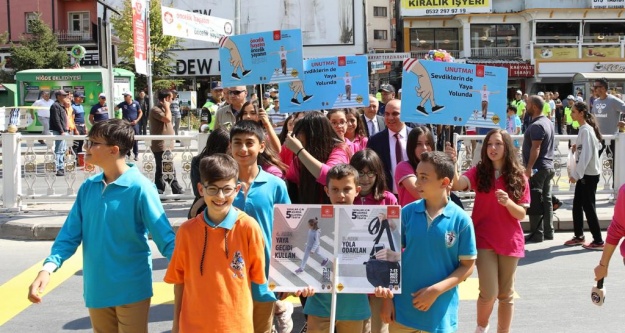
[
  {"left": 1, "top": 133, "right": 210, "bottom": 211},
  {"left": 452, "top": 133, "right": 622, "bottom": 207}
]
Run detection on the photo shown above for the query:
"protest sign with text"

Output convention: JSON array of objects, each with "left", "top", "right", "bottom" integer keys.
[
  {"left": 400, "top": 59, "right": 508, "bottom": 128},
  {"left": 219, "top": 29, "right": 304, "bottom": 87},
  {"left": 278, "top": 55, "right": 370, "bottom": 113}
]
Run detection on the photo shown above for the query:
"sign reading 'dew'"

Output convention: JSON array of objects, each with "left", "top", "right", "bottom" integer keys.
[
  {"left": 278, "top": 55, "right": 370, "bottom": 113},
  {"left": 219, "top": 29, "right": 304, "bottom": 87},
  {"left": 400, "top": 59, "right": 508, "bottom": 128}
]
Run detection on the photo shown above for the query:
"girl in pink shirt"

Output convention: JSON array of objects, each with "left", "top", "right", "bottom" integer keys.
[
  {"left": 395, "top": 126, "right": 435, "bottom": 207},
  {"left": 344, "top": 108, "right": 368, "bottom": 153},
  {"left": 350, "top": 149, "right": 398, "bottom": 206},
  {"left": 594, "top": 184, "right": 625, "bottom": 282},
  {"left": 349, "top": 149, "right": 396, "bottom": 332},
  {"left": 284, "top": 111, "right": 351, "bottom": 204},
  {"left": 452, "top": 129, "right": 530, "bottom": 333}
]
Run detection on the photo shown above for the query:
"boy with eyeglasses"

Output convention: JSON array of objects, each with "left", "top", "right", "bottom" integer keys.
[
  {"left": 229, "top": 121, "right": 293, "bottom": 333},
  {"left": 164, "top": 153, "right": 266, "bottom": 333},
  {"left": 27, "top": 119, "right": 176, "bottom": 333}
]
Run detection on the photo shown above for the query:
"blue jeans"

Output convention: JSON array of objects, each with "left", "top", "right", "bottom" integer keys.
[{"left": 52, "top": 130, "right": 67, "bottom": 171}]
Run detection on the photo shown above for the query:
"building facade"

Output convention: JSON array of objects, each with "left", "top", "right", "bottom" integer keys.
[
  {"left": 0, "top": 0, "right": 100, "bottom": 70},
  {"left": 400, "top": 0, "right": 625, "bottom": 100}
]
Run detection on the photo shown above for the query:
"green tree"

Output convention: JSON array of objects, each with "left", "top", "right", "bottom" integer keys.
[
  {"left": 8, "top": 13, "right": 69, "bottom": 74},
  {"left": 112, "top": 0, "right": 182, "bottom": 91}
]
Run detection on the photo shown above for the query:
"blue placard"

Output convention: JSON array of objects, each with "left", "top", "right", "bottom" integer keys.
[
  {"left": 219, "top": 29, "right": 304, "bottom": 87},
  {"left": 278, "top": 55, "right": 370, "bottom": 113},
  {"left": 400, "top": 59, "right": 508, "bottom": 128}
]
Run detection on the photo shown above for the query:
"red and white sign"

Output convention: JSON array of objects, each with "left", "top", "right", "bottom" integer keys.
[
  {"left": 132, "top": 0, "right": 148, "bottom": 75},
  {"left": 473, "top": 62, "right": 534, "bottom": 78}
]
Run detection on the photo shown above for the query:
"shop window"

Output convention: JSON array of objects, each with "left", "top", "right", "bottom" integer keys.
[
  {"left": 583, "top": 22, "right": 625, "bottom": 43},
  {"left": 410, "top": 28, "right": 460, "bottom": 52},
  {"left": 535, "top": 22, "right": 580, "bottom": 44},
  {"left": 374, "top": 30, "right": 388, "bottom": 40}
]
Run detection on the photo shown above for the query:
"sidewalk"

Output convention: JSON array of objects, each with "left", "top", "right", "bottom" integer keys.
[{"left": 0, "top": 193, "right": 617, "bottom": 240}]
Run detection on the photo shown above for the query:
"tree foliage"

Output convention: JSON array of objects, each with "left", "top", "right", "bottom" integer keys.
[
  {"left": 8, "top": 13, "right": 69, "bottom": 74},
  {"left": 111, "top": 0, "right": 182, "bottom": 91}
]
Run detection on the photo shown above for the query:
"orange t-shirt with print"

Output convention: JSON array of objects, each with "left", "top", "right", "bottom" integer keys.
[{"left": 164, "top": 210, "right": 266, "bottom": 333}]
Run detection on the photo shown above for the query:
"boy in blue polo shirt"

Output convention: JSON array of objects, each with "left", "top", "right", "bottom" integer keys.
[
  {"left": 376, "top": 151, "right": 476, "bottom": 333},
  {"left": 229, "top": 120, "right": 292, "bottom": 332},
  {"left": 27, "top": 119, "right": 175, "bottom": 333},
  {"left": 303, "top": 164, "right": 371, "bottom": 333}
]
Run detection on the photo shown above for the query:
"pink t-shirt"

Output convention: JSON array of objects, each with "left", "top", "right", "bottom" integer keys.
[
  {"left": 279, "top": 143, "right": 294, "bottom": 167},
  {"left": 606, "top": 184, "right": 625, "bottom": 257},
  {"left": 350, "top": 135, "right": 368, "bottom": 153},
  {"left": 463, "top": 167, "right": 530, "bottom": 257},
  {"left": 262, "top": 163, "right": 285, "bottom": 179},
  {"left": 394, "top": 161, "right": 420, "bottom": 207},
  {"left": 286, "top": 145, "right": 351, "bottom": 186},
  {"left": 356, "top": 190, "right": 398, "bottom": 205}
]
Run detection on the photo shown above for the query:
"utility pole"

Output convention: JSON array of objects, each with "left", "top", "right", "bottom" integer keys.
[
  {"left": 146, "top": 0, "right": 153, "bottom": 106},
  {"left": 97, "top": 0, "right": 120, "bottom": 119}
]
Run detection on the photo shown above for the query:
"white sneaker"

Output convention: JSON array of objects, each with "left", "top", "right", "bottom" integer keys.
[
  {"left": 275, "top": 301, "right": 294, "bottom": 333},
  {"left": 475, "top": 325, "right": 489, "bottom": 333}
]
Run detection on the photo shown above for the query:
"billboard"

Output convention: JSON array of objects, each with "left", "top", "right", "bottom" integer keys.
[
  {"left": 400, "top": 0, "right": 491, "bottom": 16},
  {"left": 131, "top": 0, "right": 148, "bottom": 75},
  {"left": 161, "top": 5, "right": 233, "bottom": 43}
]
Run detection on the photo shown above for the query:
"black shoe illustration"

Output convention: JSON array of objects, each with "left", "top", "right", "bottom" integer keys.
[
  {"left": 291, "top": 98, "right": 301, "bottom": 105},
  {"left": 303, "top": 95, "right": 313, "bottom": 102},
  {"left": 231, "top": 73, "right": 241, "bottom": 80},
  {"left": 432, "top": 105, "right": 445, "bottom": 113},
  {"left": 417, "top": 106, "right": 429, "bottom": 116},
  {"left": 242, "top": 69, "right": 252, "bottom": 77}
]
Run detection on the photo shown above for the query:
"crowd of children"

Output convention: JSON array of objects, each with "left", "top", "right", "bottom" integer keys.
[{"left": 25, "top": 84, "right": 625, "bottom": 333}]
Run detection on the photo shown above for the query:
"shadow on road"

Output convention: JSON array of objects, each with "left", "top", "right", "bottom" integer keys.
[
  {"left": 519, "top": 244, "right": 588, "bottom": 266},
  {"left": 62, "top": 304, "right": 174, "bottom": 330}
]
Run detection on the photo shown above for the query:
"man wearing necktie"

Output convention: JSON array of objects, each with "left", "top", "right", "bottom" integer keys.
[
  {"left": 361, "top": 95, "right": 386, "bottom": 137},
  {"left": 366, "top": 99, "right": 411, "bottom": 196}
]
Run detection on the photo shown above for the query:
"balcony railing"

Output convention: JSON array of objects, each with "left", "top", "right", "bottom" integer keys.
[
  {"left": 54, "top": 30, "right": 93, "bottom": 42},
  {"left": 410, "top": 50, "right": 460, "bottom": 59},
  {"left": 471, "top": 47, "right": 521, "bottom": 58}
]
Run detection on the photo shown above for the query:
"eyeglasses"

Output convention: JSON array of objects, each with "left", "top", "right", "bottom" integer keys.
[
  {"left": 384, "top": 112, "right": 401, "bottom": 117},
  {"left": 202, "top": 184, "right": 237, "bottom": 196},
  {"left": 229, "top": 90, "right": 245, "bottom": 95},
  {"left": 84, "top": 139, "right": 109, "bottom": 149},
  {"left": 359, "top": 171, "right": 376, "bottom": 178}
]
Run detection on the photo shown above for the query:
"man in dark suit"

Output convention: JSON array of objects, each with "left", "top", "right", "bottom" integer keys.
[
  {"left": 362, "top": 95, "right": 386, "bottom": 137},
  {"left": 366, "top": 99, "right": 411, "bottom": 195}
]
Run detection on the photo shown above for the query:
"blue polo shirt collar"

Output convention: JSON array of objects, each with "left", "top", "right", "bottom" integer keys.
[
  {"left": 91, "top": 164, "right": 138, "bottom": 187},
  {"left": 412, "top": 198, "right": 456, "bottom": 219},
  {"left": 203, "top": 206, "right": 238, "bottom": 229},
  {"left": 250, "top": 166, "right": 269, "bottom": 184}
]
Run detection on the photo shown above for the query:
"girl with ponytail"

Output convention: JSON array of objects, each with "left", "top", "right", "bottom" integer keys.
[{"left": 564, "top": 101, "right": 604, "bottom": 250}]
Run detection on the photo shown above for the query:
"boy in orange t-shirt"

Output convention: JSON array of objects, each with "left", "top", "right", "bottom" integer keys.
[{"left": 164, "top": 154, "right": 266, "bottom": 333}]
